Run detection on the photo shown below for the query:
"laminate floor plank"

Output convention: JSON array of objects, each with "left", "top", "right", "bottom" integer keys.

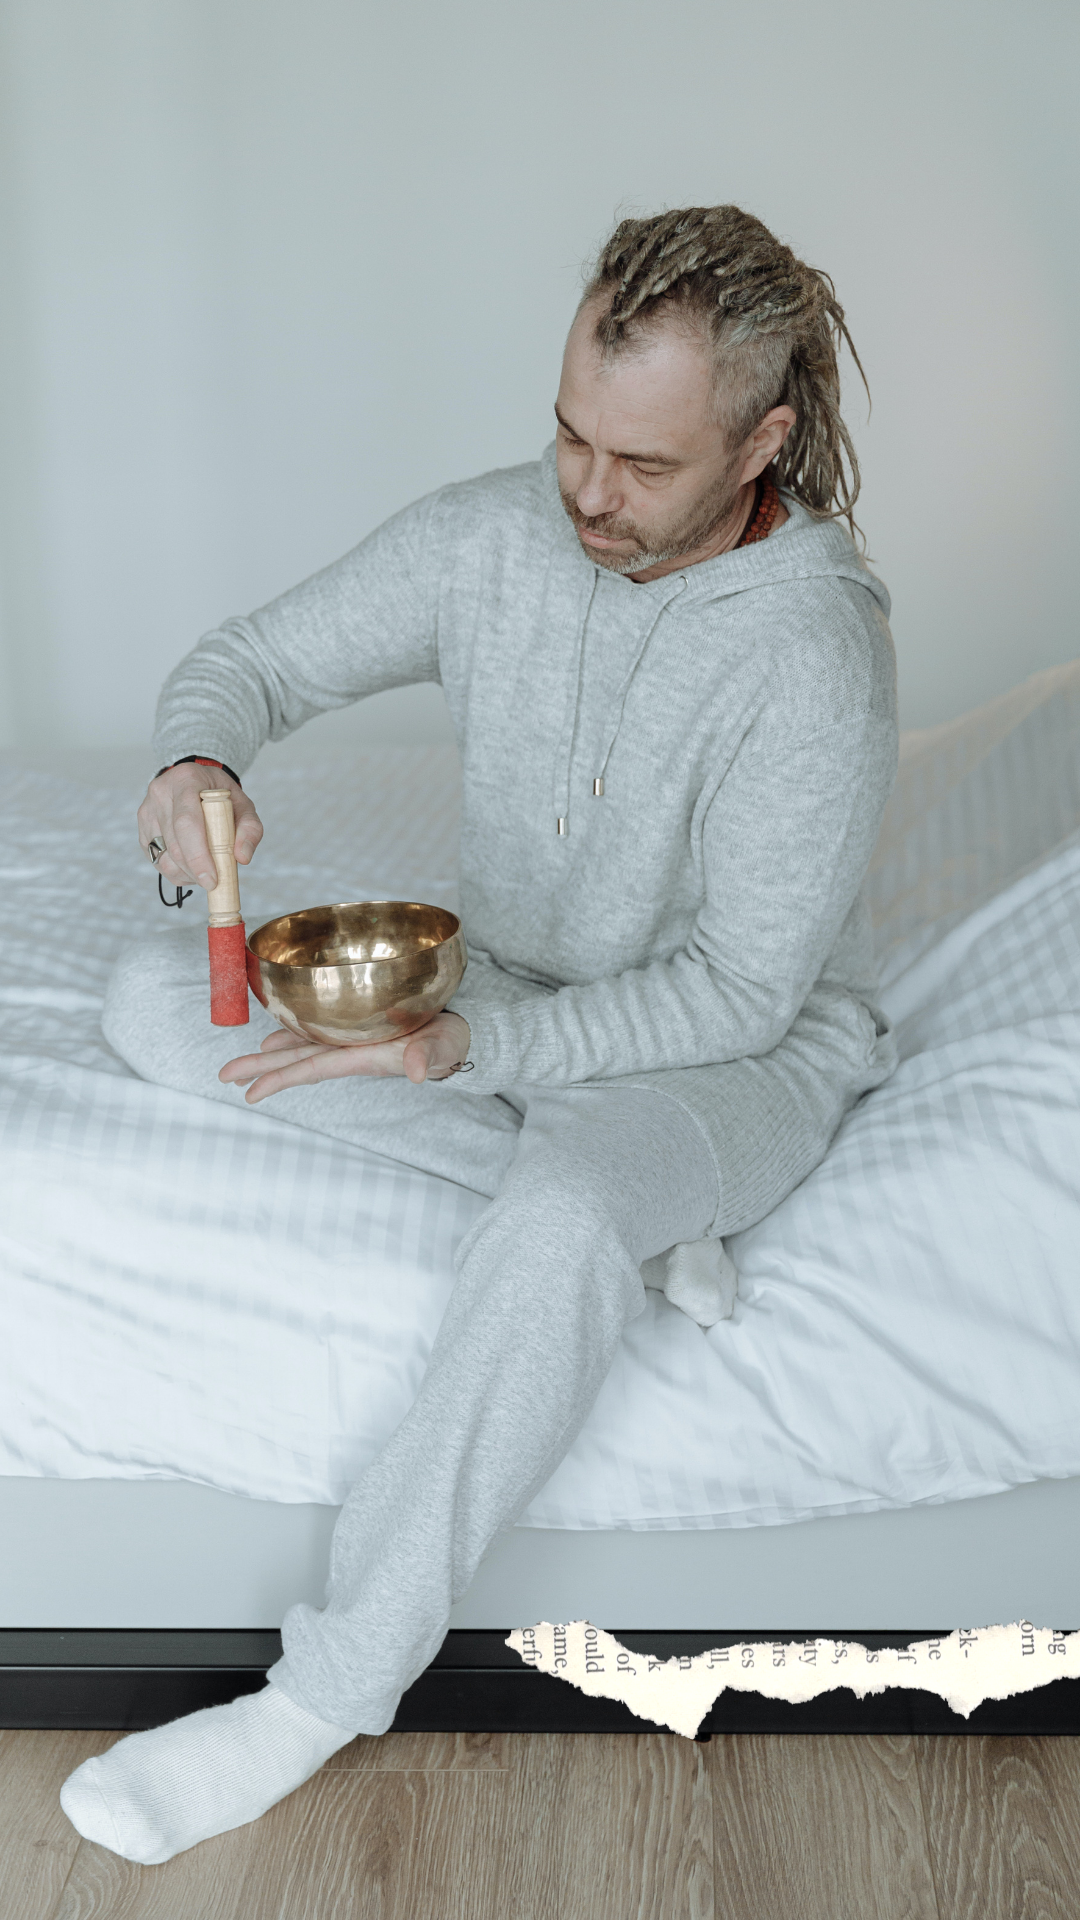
[
  {"left": 0, "top": 1730, "right": 116, "bottom": 1920},
  {"left": 228, "top": 1767, "right": 508, "bottom": 1920},
  {"left": 709, "top": 1733, "right": 939, "bottom": 1920},
  {"left": 49, "top": 1825, "right": 260, "bottom": 1920},
  {"left": 325, "top": 1729, "right": 507, "bottom": 1772},
  {"left": 500, "top": 1731, "right": 714, "bottom": 1920},
  {"left": 916, "top": 1735, "right": 1080, "bottom": 1920},
  {"left": 10, "top": 1724, "right": 1080, "bottom": 1920}
]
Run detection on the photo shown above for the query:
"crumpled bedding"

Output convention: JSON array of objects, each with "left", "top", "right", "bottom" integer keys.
[{"left": 2, "top": 663, "right": 1079, "bottom": 1528}]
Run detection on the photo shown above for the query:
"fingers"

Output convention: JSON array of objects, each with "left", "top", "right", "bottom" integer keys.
[
  {"left": 138, "top": 765, "right": 264, "bottom": 890},
  {"left": 402, "top": 1029, "right": 443, "bottom": 1084},
  {"left": 242, "top": 1047, "right": 399, "bottom": 1102},
  {"left": 220, "top": 1039, "right": 328, "bottom": 1084},
  {"left": 138, "top": 771, "right": 213, "bottom": 887},
  {"left": 232, "top": 791, "right": 263, "bottom": 866},
  {"left": 171, "top": 785, "right": 221, "bottom": 889},
  {"left": 218, "top": 1013, "right": 471, "bottom": 1103},
  {"left": 259, "top": 1026, "right": 311, "bottom": 1052},
  {"left": 402, "top": 1010, "right": 471, "bottom": 1083},
  {"left": 149, "top": 847, "right": 192, "bottom": 887},
  {"left": 219, "top": 1035, "right": 411, "bottom": 1103}
]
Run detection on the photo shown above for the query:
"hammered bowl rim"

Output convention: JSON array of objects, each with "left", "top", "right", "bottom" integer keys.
[{"left": 246, "top": 900, "right": 464, "bottom": 974}]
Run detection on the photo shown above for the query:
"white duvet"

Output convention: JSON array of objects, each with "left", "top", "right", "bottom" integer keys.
[{"left": 2, "top": 662, "right": 1078, "bottom": 1529}]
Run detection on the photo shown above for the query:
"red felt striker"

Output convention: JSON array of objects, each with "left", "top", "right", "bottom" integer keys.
[{"left": 199, "top": 788, "right": 250, "bottom": 1026}]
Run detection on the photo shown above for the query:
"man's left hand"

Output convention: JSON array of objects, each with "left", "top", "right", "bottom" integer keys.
[{"left": 219, "top": 1010, "right": 471, "bottom": 1103}]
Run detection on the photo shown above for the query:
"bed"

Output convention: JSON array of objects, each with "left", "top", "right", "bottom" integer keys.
[{"left": 2, "top": 659, "right": 1079, "bottom": 1734}]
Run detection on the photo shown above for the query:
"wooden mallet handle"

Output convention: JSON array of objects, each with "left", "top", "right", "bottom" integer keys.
[{"left": 199, "top": 788, "right": 249, "bottom": 1026}]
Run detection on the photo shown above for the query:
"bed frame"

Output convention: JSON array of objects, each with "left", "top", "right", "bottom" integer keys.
[
  {"left": 3, "top": 1474, "right": 1078, "bottom": 1734},
  {"left": 4, "top": 1627, "right": 1079, "bottom": 1737}
]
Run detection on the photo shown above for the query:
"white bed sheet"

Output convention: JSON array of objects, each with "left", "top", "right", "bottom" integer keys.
[{"left": 2, "top": 663, "right": 1079, "bottom": 1529}]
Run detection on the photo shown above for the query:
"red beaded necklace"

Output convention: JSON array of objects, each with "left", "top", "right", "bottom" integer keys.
[{"left": 735, "top": 468, "right": 781, "bottom": 547}]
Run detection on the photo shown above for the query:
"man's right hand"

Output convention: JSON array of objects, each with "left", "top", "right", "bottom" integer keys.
[{"left": 138, "top": 763, "right": 264, "bottom": 891}]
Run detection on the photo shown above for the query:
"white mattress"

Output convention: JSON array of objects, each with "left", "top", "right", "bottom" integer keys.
[{"left": 2, "top": 662, "right": 1079, "bottom": 1531}]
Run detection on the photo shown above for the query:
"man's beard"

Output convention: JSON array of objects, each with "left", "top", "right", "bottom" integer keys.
[{"left": 560, "top": 456, "right": 745, "bottom": 575}]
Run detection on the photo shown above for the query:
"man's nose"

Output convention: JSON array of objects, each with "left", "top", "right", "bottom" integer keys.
[{"left": 574, "top": 456, "right": 622, "bottom": 519}]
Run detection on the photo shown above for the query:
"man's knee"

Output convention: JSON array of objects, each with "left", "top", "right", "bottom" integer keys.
[
  {"left": 102, "top": 926, "right": 238, "bottom": 1085},
  {"left": 507, "top": 1119, "right": 626, "bottom": 1237},
  {"left": 456, "top": 1168, "right": 645, "bottom": 1338},
  {"left": 506, "top": 1086, "right": 716, "bottom": 1258},
  {"left": 462, "top": 1130, "right": 643, "bottom": 1321}
]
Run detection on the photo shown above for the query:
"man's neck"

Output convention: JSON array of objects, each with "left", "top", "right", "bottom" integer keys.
[{"left": 628, "top": 479, "right": 788, "bottom": 584}]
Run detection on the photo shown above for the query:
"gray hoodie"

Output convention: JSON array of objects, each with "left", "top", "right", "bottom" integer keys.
[{"left": 153, "top": 442, "right": 899, "bottom": 1166}]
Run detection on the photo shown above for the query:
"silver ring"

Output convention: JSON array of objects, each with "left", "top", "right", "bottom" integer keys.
[{"left": 147, "top": 837, "right": 167, "bottom": 864}]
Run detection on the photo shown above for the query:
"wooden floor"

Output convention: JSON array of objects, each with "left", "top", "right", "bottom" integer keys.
[{"left": 4, "top": 1726, "right": 1080, "bottom": 1919}]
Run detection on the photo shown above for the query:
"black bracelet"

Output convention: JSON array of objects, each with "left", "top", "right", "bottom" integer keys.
[{"left": 156, "top": 754, "right": 243, "bottom": 789}]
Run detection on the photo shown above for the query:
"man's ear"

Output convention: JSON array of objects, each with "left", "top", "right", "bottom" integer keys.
[{"left": 739, "top": 405, "right": 797, "bottom": 484}]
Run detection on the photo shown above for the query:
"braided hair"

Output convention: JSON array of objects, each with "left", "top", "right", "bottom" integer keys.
[{"left": 581, "top": 206, "right": 868, "bottom": 538}]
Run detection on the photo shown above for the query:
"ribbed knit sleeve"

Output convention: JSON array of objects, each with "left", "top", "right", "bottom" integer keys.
[{"left": 151, "top": 493, "right": 443, "bottom": 775}]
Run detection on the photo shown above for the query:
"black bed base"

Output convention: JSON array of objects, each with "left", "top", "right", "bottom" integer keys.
[{"left": 3, "top": 1631, "right": 1078, "bottom": 1736}]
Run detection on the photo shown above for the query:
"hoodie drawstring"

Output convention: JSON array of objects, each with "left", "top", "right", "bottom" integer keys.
[
  {"left": 591, "top": 575, "right": 687, "bottom": 803},
  {"left": 556, "top": 573, "right": 687, "bottom": 833},
  {"left": 553, "top": 571, "right": 597, "bottom": 835}
]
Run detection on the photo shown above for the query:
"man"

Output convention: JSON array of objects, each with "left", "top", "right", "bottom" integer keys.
[{"left": 62, "top": 204, "right": 898, "bottom": 1863}]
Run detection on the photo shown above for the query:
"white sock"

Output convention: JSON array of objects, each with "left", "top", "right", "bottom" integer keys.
[
  {"left": 642, "top": 1238, "right": 738, "bottom": 1327},
  {"left": 59, "top": 1683, "right": 357, "bottom": 1865},
  {"left": 662, "top": 1237, "right": 738, "bottom": 1326}
]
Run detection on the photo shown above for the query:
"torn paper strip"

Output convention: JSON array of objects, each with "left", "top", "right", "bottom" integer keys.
[{"left": 506, "top": 1621, "right": 1079, "bottom": 1738}]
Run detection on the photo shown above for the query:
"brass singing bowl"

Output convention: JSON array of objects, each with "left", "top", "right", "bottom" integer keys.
[{"left": 246, "top": 901, "right": 467, "bottom": 1046}]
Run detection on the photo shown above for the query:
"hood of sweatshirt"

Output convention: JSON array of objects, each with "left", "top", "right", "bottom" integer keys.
[
  {"left": 536, "top": 439, "right": 891, "bottom": 833},
  {"left": 539, "top": 439, "right": 890, "bottom": 617}
]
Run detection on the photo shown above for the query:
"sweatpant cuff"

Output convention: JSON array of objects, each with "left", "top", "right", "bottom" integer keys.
[{"left": 266, "top": 1653, "right": 400, "bottom": 1739}]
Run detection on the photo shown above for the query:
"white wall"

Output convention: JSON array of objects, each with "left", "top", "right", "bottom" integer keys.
[{"left": 1, "top": 0, "right": 1076, "bottom": 760}]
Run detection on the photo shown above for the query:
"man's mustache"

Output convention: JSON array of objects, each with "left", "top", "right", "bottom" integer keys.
[{"left": 563, "top": 498, "right": 644, "bottom": 547}]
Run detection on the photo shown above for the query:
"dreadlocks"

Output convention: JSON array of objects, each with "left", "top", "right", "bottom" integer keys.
[{"left": 581, "top": 206, "right": 868, "bottom": 538}]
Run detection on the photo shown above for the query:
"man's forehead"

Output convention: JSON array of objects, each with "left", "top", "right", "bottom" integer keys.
[
  {"left": 557, "top": 348, "right": 719, "bottom": 463},
  {"left": 554, "top": 398, "right": 685, "bottom": 466}
]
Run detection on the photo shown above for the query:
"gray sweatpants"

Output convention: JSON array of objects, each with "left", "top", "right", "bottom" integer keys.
[{"left": 103, "top": 926, "right": 842, "bottom": 1730}]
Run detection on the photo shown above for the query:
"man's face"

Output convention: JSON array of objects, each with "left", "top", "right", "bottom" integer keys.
[{"left": 555, "top": 298, "right": 744, "bottom": 579}]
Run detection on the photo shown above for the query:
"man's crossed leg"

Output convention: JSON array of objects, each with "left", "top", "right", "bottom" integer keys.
[{"left": 62, "top": 930, "right": 716, "bottom": 1862}]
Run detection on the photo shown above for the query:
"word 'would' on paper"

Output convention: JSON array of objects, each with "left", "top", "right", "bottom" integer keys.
[{"left": 506, "top": 1620, "right": 1078, "bottom": 1738}]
